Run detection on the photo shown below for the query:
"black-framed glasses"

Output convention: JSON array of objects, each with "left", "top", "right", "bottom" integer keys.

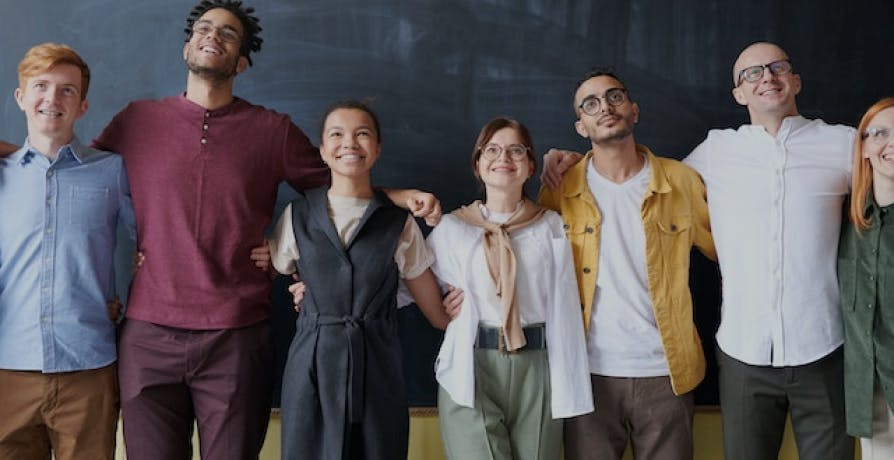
[
  {"left": 863, "top": 127, "right": 894, "bottom": 146},
  {"left": 192, "top": 21, "right": 242, "bottom": 44},
  {"left": 578, "top": 88, "right": 628, "bottom": 116},
  {"left": 479, "top": 143, "right": 530, "bottom": 161},
  {"left": 736, "top": 59, "right": 793, "bottom": 87}
]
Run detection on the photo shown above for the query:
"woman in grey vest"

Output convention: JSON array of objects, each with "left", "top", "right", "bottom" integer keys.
[{"left": 268, "top": 100, "right": 452, "bottom": 460}]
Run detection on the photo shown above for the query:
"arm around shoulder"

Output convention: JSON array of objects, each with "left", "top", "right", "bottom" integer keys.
[
  {"left": 0, "top": 140, "right": 18, "bottom": 156},
  {"left": 405, "top": 269, "right": 451, "bottom": 330},
  {"left": 689, "top": 169, "right": 716, "bottom": 261}
]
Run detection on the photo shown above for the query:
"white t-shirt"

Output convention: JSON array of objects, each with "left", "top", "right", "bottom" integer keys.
[{"left": 586, "top": 157, "right": 669, "bottom": 376}]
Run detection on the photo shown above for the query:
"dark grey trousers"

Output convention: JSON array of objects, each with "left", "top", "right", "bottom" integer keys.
[{"left": 717, "top": 346, "right": 854, "bottom": 460}]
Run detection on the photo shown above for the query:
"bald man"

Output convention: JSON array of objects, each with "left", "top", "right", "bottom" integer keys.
[
  {"left": 541, "top": 42, "right": 855, "bottom": 459},
  {"left": 683, "top": 42, "right": 854, "bottom": 460}
]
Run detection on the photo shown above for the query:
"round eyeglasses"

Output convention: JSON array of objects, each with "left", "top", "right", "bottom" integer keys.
[
  {"left": 192, "top": 22, "right": 242, "bottom": 44},
  {"left": 578, "top": 88, "right": 629, "bottom": 116},
  {"left": 736, "top": 59, "right": 793, "bottom": 87},
  {"left": 863, "top": 127, "right": 893, "bottom": 146},
  {"left": 479, "top": 143, "right": 530, "bottom": 161}
]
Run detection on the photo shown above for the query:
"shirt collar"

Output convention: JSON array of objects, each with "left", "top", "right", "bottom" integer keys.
[
  {"left": 744, "top": 115, "right": 810, "bottom": 140},
  {"left": 863, "top": 190, "right": 893, "bottom": 220},
  {"left": 564, "top": 144, "right": 668, "bottom": 197},
  {"left": 776, "top": 115, "right": 810, "bottom": 140},
  {"left": 177, "top": 93, "right": 242, "bottom": 117},
  {"left": 18, "top": 136, "right": 92, "bottom": 166},
  {"left": 638, "top": 144, "right": 671, "bottom": 195}
]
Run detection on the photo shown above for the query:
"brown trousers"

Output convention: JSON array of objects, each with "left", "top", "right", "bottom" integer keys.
[
  {"left": 0, "top": 364, "right": 118, "bottom": 460},
  {"left": 564, "top": 375, "right": 694, "bottom": 460}
]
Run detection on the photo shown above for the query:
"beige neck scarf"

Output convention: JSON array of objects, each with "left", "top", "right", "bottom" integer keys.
[{"left": 452, "top": 199, "right": 547, "bottom": 351}]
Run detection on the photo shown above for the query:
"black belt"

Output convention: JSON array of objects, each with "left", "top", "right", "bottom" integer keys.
[{"left": 475, "top": 323, "right": 546, "bottom": 352}]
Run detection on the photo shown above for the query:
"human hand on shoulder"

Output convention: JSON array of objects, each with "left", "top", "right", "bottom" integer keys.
[
  {"left": 0, "top": 140, "right": 17, "bottom": 156},
  {"left": 540, "top": 148, "right": 584, "bottom": 188},
  {"left": 406, "top": 190, "right": 442, "bottom": 227}
]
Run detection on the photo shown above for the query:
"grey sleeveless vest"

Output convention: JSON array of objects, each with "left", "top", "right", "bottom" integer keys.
[{"left": 281, "top": 187, "right": 410, "bottom": 460}]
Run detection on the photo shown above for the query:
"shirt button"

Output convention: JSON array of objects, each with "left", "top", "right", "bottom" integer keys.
[
  {"left": 203, "top": 123, "right": 209, "bottom": 131},
  {"left": 870, "top": 275, "right": 875, "bottom": 281},
  {"left": 204, "top": 112, "right": 210, "bottom": 118},
  {"left": 582, "top": 267, "right": 591, "bottom": 274},
  {"left": 585, "top": 227, "right": 594, "bottom": 233},
  {"left": 868, "top": 303, "right": 873, "bottom": 309},
  {"left": 47, "top": 171, "right": 53, "bottom": 177},
  {"left": 563, "top": 224, "right": 569, "bottom": 230},
  {"left": 201, "top": 138, "right": 208, "bottom": 145}
]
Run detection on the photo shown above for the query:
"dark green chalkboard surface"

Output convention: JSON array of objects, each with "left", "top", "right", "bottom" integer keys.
[{"left": 3, "top": 0, "right": 892, "bottom": 407}]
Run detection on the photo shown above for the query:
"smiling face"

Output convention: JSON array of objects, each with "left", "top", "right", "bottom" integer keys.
[
  {"left": 573, "top": 75, "right": 638, "bottom": 146},
  {"left": 731, "top": 43, "right": 801, "bottom": 121},
  {"left": 183, "top": 8, "right": 248, "bottom": 83},
  {"left": 475, "top": 127, "right": 534, "bottom": 195},
  {"left": 320, "top": 108, "right": 381, "bottom": 179},
  {"left": 863, "top": 106, "right": 894, "bottom": 184},
  {"left": 15, "top": 63, "right": 88, "bottom": 145}
]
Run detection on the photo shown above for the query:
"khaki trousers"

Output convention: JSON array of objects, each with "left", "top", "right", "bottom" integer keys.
[
  {"left": 0, "top": 364, "right": 118, "bottom": 460},
  {"left": 439, "top": 348, "right": 561, "bottom": 460}
]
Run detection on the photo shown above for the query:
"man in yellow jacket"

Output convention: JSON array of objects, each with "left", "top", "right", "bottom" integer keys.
[{"left": 537, "top": 69, "right": 715, "bottom": 460}]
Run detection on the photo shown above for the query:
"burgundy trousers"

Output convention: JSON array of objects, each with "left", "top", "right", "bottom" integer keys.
[{"left": 118, "top": 319, "right": 273, "bottom": 460}]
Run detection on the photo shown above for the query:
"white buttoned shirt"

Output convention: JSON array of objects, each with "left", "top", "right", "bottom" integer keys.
[{"left": 684, "top": 116, "right": 854, "bottom": 366}]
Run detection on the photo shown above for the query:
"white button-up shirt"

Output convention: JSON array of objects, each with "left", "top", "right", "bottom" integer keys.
[{"left": 684, "top": 116, "right": 854, "bottom": 366}]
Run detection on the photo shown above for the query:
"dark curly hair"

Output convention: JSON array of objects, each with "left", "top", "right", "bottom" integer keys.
[{"left": 185, "top": 0, "right": 263, "bottom": 66}]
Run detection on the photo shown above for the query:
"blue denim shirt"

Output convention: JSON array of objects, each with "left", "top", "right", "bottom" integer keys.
[{"left": 0, "top": 137, "right": 135, "bottom": 372}]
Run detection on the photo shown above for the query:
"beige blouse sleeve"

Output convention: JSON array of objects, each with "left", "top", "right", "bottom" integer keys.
[
  {"left": 395, "top": 215, "right": 434, "bottom": 279},
  {"left": 268, "top": 203, "right": 300, "bottom": 275}
]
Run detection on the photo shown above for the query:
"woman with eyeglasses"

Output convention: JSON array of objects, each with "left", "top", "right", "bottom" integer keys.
[
  {"left": 838, "top": 97, "right": 894, "bottom": 459},
  {"left": 427, "top": 117, "right": 593, "bottom": 460}
]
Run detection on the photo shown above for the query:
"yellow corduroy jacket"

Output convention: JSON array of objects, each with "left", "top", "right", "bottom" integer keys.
[{"left": 537, "top": 145, "right": 715, "bottom": 395}]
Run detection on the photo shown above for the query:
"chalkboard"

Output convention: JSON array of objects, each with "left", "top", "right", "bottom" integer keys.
[{"left": 3, "top": 0, "right": 893, "bottom": 407}]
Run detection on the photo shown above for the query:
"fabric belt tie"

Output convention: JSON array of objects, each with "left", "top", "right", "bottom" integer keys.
[
  {"left": 475, "top": 323, "right": 547, "bottom": 352},
  {"left": 316, "top": 314, "right": 368, "bottom": 424}
]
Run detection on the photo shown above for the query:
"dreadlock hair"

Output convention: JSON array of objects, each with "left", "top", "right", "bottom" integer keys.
[{"left": 185, "top": 0, "right": 263, "bottom": 66}]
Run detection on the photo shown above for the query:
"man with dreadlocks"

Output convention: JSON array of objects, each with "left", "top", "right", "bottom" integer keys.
[{"left": 87, "top": 1, "right": 439, "bottom": 458}]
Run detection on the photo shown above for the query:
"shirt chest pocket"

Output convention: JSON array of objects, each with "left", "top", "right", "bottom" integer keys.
[
  {"left": 562, "top": 221, "right": 596, "bottom": 267},
  {"left": 67, "top": 186, "right": 113, "bottom": 231},
  {"left": 655, "top": 214, "right": 692, "bottom": 262}
]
